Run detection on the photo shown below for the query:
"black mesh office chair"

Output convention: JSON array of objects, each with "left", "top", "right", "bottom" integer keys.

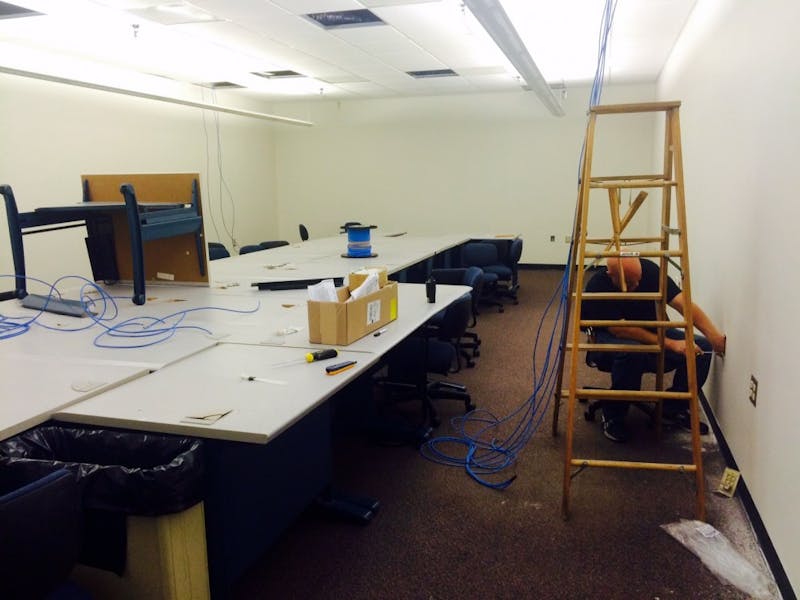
[
  {"left": 460, "top": 242, "right": 504, "bottom": 313},
  {"left": 381, "top": 294, "right": 476, "bottom": 428},
  {"left": 239, "top": 244, "right": 263, "bottom": 255},
  {"left": 299, "top": 224, "right": 309, "bottom": 241},
  {"left": 0, "top": 469, "right": 87, "bottom": 599},
  {"left": 429, "top": 266, "right": 484, "bottom": 369},
  {"left": 484, "top": 237, "right": 523, "bottom": 304},
  {"left": 259, "top": 240, "right": 289, "bottom": 250},
  {"left": 208, "top": 242, "right": 230, "bottom": 260}
]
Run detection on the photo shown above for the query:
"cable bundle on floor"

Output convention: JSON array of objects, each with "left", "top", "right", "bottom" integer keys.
[{"left": 420, "top": 0, "right": 618, "bottom": 489}]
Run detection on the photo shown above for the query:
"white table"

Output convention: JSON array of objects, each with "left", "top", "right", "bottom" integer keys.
[
  {"left": 54, "top": 283, "right": 469, "bottom": 443},
  {"left": 0, "top": 355, "right": 147, "bottom": 440},
  {"left": 210, "top": 233, "right": 470, "bottom": 287}
]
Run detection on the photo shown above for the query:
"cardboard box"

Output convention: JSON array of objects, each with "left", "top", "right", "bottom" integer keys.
[
  {"left": 348, "top": 267, "right": 389, "bottom": 290},
  {"left": 308, "top": 281, "right": 398, "bottom": 345}
]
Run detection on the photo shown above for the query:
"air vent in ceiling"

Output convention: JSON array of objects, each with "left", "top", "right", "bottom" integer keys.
[
  {"left": 406, "top": 69, "right": 458, "bottom": 79},
  {"left": 251, "top": 70, "right": 305, "bottom": 79},
  {"left": 0, "top": 1, "right": 42, "bottom": 19},
  {"left": 198, "top": 81, "right": 245, "bottom": 89},
  {"left": 305, "top": 9, "right": 384, "bottom": 29}
]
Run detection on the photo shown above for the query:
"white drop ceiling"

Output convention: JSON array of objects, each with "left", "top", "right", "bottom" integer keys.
[{"left": 0, "top": 0, "right": 697, "bottom": 104}]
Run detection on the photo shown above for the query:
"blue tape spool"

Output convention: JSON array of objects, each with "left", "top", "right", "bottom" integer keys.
[{"left": 342, "top": 225, "right": 377, "bottom": 258}]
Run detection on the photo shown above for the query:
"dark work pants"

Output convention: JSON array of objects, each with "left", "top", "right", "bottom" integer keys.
[{"left": 592, "top": 329, "right": 712, "bottom": 421}]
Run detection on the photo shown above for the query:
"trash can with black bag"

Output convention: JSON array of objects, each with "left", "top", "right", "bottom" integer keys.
[{"left": 0, "top": 424, "right": 208, "bottom": 600}]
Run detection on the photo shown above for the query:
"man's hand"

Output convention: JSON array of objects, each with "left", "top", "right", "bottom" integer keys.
[
  {"left": 665, "top": 337, "right": 701, "bottom": 355},
  {"left": 709, "top": 333, "right": 727, "bottom": 356}
]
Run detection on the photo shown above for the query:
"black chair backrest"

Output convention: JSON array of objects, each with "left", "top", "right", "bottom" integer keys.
[
  {"left": 0, "top": 469, "right": 82, "bottom": 598},
  {"left": 299, "top": 224, "right": 309, "bottom": 241},
  {"left": 259, "top": 240, "right": 289, "bottom": 250},
  {"left": 461, "top": 242, "right": 499, "bottom": 268},
  {"left": 509, "top": 237, "right": 523, "bottom": 264},
  {"left": 434, "top": 293, "right": 472, "bottom": 340},
  {"left": 239, "top": 244, "right": 263, "bottom": 255},
  {"left": 208, "top": 243, "right": 230, "bottom": 260}
]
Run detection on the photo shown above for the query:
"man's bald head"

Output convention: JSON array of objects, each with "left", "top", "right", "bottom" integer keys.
[{"left": 606, "top": 255, "right": 642, "bottom": 291}]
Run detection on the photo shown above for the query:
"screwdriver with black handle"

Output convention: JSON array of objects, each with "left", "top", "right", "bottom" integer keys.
[{"left": 271, "top": 348, "right": 338, "bottom": 367}]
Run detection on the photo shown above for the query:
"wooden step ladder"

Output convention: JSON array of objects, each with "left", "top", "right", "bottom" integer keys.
[{"left": 553, "top": 101, "right": 707, "bottom": 520}]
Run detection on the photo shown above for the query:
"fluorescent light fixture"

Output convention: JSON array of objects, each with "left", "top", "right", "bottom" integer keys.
[
  {"left": 462, "top": 0, "right": 565, "bottom": 116},
  {"left": 0, "top": 63, "right": 312, "bottom": 126}
]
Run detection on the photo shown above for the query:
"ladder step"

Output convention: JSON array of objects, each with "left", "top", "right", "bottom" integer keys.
[
  {"left": 571, "top": 458, "right": 696, "bottom": 472},
  {"left": 560, "top": 388, "right": 692, "bottom": 400},
  {"left": 590, "top": 101, "right": 681, "bottom": 114},
  {"left": 579, "top": 319, "right": 687, "bottom": 328},
  {"left": 585, "top": 236, "right": 663, "bottom": 245},
  {"left": 575, "top": 292, "right": 662, "bottom": 300},
  {"left": 590, "top": 179, "right": 676, "bottom": 189},
  {"left": 591, "top": 174, "right": 665, "bottom": 182},
  {"left": 582, "top": 249, "right": 683, "bottom": 259},
  {"left": 565, "top": 342, "right": 662, "bottom": 353}
]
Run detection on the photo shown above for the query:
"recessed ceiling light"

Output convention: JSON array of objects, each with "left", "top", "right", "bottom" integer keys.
[
  {"left": 406, "top": 69, "right": 458, "bottom": 79},
  {"left": 128, "top": 2, "right": 219, "bottom": 26},
  {"left": 251, "top": 70, "right": 305, "bottom": 79},
  {"left": 198, "top": 81, "right": 245, "bottom": 89},
  {"left": 304, "top": 9, "right": 384, "bottom": 29}
]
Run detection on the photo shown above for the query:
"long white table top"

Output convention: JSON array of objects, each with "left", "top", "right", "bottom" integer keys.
[
  {"left": 55, "top": 283, "right": 469, "bottom": 443},
  {"left": 210, "top": 233, "right": 470, "bottom": 286},
  {"left": 55, "top": 343, "right": 372, "bottom": 444},
  {"left": 0, "top": 355, "right": 148, "bottom": 441},
  {"left": 0, "top": 230, "right": 478, "bottom": 443}
]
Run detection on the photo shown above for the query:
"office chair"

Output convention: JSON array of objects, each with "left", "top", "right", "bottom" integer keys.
[
  {"left": 299, "top": 224, "right": 309, "bottom": 241},
  {"left": 0, "top": 469, "right": 87, "bottom": 599},
  {"left": 581, "top": 327, "right": 661, "bottom": 430},
  {"left": 259, "top": 240, "right": 290, "bottom": 250},
  {"left": 380, "top": 293, "right": 476, "bottom": 428},
  {"left": 239, "top": 244, "right": 264, "bottom": 255},
  {"left": 460, "top": 242, "right": 504, "bottom": 313},
  {"left": 429, "top": 267, "right": 484, "bottom": 369},
  {"left": 484, "top": 237, "right": 523, "bottom": 304},
  {"left": 208, "top": 242, "right": 230, "bottom": 260}
]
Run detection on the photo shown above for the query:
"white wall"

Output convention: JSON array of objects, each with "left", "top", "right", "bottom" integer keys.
[
  {"left": 0, "top": 73, "right": 280, "bottom": 288},
  {"left": 659, "top": 0, "right": 800, "bottom": 591},
  {"left": 269, "top": 83, "right": 658, "bottom": 263}
]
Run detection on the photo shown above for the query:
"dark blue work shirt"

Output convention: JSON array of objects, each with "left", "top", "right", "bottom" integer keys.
[{"left": 581, "top": 260, "right": 681, "bottom": 332}]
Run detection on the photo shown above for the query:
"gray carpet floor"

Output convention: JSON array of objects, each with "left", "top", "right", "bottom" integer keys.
[{"left": 233, "top": 269, "right": 779, "bottom": 600}]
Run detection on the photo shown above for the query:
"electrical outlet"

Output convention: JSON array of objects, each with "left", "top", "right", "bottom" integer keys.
[
  {"left": 549, "top": 235, "right": 555, "bottom": 242},
  {"left": 749, "top": 375, "right": 758, "bottom": 406},
  {"left": 716, "top": 467, "right": 741, "bottom": 497}
]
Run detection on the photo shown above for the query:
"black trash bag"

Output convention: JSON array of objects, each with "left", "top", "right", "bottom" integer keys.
[{"left": 0, "top": 425, "right": 204, "bottom": 516}]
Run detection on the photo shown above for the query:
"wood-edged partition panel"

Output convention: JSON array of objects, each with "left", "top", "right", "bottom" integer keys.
[{"left": 81, "top": 173, "right": 208, "bottom": 288}]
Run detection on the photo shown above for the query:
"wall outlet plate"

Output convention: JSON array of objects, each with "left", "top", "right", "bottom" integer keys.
[{"left": 716, "top": 467, "right": 741, "bottom": 497}]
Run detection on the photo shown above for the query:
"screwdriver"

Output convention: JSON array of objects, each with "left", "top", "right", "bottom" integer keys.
[
  {"left": 271, "top": 348, "right": 338, "bottom": 367},
  {"left": 305, "top": 348, "right": 338, "bottom": 362}
]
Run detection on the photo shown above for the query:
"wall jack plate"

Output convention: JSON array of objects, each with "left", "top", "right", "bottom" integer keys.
[{"left": 716, "top": 467, "right": 741, "bottom": 497}]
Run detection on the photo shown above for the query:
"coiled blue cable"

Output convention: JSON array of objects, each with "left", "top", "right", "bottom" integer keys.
[
  {"left": 420, "top": 0, "right": 618, "bottom": 489},
  {"left": 0, "top": 273, "right": 259, "bottom": 348}
]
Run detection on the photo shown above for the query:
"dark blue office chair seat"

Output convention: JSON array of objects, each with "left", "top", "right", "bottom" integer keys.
[{"left": 0, "top": 469, "right": 86, "bottom": 599}]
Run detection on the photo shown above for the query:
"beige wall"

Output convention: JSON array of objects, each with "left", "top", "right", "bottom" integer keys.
[
  {"left": 0, "top": 73, "right": 279, "bottom": 286},
  {"left": 658, "top": 0, "right": 800, "bottom": 591},
  {"left": 269, "top": 83, "right": 658, "bottom": 263}
]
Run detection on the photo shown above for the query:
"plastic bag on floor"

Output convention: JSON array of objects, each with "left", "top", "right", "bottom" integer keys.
[{"left": 661, "top": 519, "right": 774, "bottom": 599}]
